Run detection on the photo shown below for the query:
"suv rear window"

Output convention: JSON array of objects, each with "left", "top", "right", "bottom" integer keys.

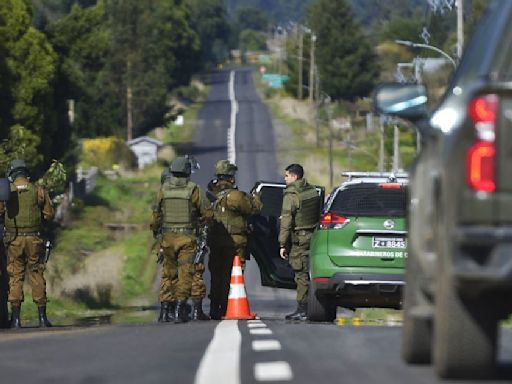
[{"left": 330, "top": 184, "right": 407, "bottom": 217}]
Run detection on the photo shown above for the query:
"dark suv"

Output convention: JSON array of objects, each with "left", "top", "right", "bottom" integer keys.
[{"left": 374, "top": 1, "right": 512, "bottom": 378}]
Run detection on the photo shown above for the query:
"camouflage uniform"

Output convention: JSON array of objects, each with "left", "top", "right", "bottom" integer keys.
[
  {"left": 0, "top": 161, "right": 55, "bottom": 328},
  {"left": 156, "top": 167, "right": 208, "bottom": 319},
  {"left": 279, "top": 177, "right": 320, "bottom": 316},
  {"left": 151, "top": 158, "right": 212, "bottom": 323},
  {"left": 208, "top": 160, "right": 262, "bottom": 319}
]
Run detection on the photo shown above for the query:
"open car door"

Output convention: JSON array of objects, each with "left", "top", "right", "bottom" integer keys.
[{"left": 248, "top": 181, "right": 325, "bottom": 289}]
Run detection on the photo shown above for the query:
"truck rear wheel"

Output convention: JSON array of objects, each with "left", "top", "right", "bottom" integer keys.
[
  {"left": 401, "top": 253, "right": 432, "bottom": 364},
  {"left": 434, "top": 271, "right": 498, "bottom": 379},
  {"left": 307, "top": 280, "right": 336, "bottom": 322}
]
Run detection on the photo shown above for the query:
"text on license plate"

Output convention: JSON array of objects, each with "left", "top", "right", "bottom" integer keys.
[{"left": 372, "top": 237, "right": 406, "bottom": 249}]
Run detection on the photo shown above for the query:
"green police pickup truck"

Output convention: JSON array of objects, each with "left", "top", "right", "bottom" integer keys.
[
  {"left": 374, "top": 0, "right": 512, "bottom": 378},
  {"left": 307, "top": 172, "right": 408, "bottom": 322}
]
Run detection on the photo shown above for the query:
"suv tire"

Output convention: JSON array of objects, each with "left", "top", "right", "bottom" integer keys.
[
  {"left": 401, "top": 252, "right": 432, "bottom": 364},
  {"left": 307, "top": 280, "right": 336, "bottom": 322},
  {"left": 433, "top": 270, "right": 498, "bottom": 379}
]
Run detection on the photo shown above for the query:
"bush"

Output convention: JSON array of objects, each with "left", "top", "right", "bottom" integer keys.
[{"left": 80, "top": 137, "right": 137, "bottom": 170}]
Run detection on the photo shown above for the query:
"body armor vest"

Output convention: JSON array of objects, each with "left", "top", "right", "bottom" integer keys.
[
  {"left": 161, "top": 179, "right": 198, "bottom": 230},
  {"left": 291, "top": 184, "right": 319, "bottom": 230},
  {"left": 5, "top": 182, "right": 41, "bottom": 231},
  {"left": 213, "top": 188, "right": 247, "bottom": 235}
]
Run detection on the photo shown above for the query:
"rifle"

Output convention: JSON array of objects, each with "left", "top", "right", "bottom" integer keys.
[
  {"left": 193, "top": 225, "right": 210, "bottom": 264},
  {"left": 39, "top": 240, "right": 52, "bottom": 264}
]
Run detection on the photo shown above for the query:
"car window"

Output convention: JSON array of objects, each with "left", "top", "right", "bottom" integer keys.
[{"left": 329, "top": 184, "right": 407, "bottom": 217}]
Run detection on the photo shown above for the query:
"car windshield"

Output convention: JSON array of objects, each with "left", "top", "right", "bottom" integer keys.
[{"left": 329, "top": 184, "right": 407, "bottom": 217}]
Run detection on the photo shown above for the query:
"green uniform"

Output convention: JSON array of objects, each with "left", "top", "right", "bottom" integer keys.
[
  {"left": 0, "top": 177, "right": 54, "bottom": 306},
  {"left": 279, "top": 178, "right": 320, "bottom": 304},
  {"left": 208, "top": 179, "right": 262, "bottom": 318},
  {"left": 151, "top": 176, "right": 212, "bottom": 302},
  {"left": 159, "top": 256, "right": 206, "bottom": 302}
]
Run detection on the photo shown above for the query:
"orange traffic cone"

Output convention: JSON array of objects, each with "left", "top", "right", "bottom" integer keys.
[{"left": 223, "top": 255, "right": 257, "bottom": 320}]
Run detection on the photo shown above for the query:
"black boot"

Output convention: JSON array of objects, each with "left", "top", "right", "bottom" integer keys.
[
  {"left": 285, "top": 302, "right": 307, "bottom": 321},
  {"left": 10, "top": 305, "right": 21, "bottom": 329},
  {"left": 38, "top": 306, "right": 52, "bottom": 328},
  {"left": 157, "top": 302, "right": 170, "bottom": 323},
  {"left": 167, "top": 301, "right": 176, "bottom": 322},
  {"left": 174, "top": 300, "right": 189, "bottom": 324},
  {"left": 191, "top": 299, "right": 210, "bottom": 321}
]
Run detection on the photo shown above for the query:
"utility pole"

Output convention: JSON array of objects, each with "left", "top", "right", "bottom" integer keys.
[
  {"left": 309, "top": 34, "right": 316, "bottom": 103},
  {"left": 298, "top": 30, "right": 303, "bottom": 99},
  {"left": 456, "top": 0, "right": 464, "bottom": 59}
]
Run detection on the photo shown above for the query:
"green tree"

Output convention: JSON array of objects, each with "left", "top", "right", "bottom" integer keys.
[
  {"left": 239, "top": 29, "right": 266, "bottom": 51},
  {"left": 106, "top": 0, "right": 200, "bottom": 137},
  {"left": 49, "top": 0, "right": 200, "bottom": 140},
  {"left": 307, "top": 0, "right": 379, "bottom": 100},
  {"left": 283, "top": 32, "right": 311, "bottom": 99},
  {"left": 378, "top": 14, "right": 423, "bottom": 44},
  {"left": 48, "top": 1, "right": 115, "bottom": 137},
  {"left": 187, "top": 0, "right": 231, "bottom": 67},
  {"left": 235, "top": 7, "right": 269, "bottom": 32},
  {"left": 0, "top": 0, "right": 58, "bottom": 173}
]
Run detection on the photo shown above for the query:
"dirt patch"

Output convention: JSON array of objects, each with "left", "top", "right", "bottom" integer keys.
[{"left": 49, "top": 248, "right": 124, "bottom": 308}]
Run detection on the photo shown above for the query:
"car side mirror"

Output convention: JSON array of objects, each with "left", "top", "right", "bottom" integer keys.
[
  {"left": 0, "top": 178, "right": 9, "bottom": 201},
  {"left": 373, "top": 83, "right": 428, "bottom": 121}
]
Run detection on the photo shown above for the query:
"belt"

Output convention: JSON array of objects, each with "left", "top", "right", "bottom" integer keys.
[
  {"left": 5, "top": 231, "right": 40, "bottom": 237},
  {"left": 162, "top": 227, "right": 195, "bottom": 235}
]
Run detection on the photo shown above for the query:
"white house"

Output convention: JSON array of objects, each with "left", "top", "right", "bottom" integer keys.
[{"left": 126, "top": 136, "right": 163, "bottom": 169}]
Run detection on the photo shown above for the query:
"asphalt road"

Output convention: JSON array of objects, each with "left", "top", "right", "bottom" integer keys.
[{"left": 0, "top": 68, "right": 511, "bottom": 384}]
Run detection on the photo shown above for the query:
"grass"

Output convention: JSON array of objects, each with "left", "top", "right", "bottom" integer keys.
[
  {"left": 48, "top": 164, "right": 164, "bottom": 313},
  {"left": 162, "top": 102, "right": 203, "bottom": 144},
  {"left": 119, "top": 231, "right": 156, "bottom": 299}
]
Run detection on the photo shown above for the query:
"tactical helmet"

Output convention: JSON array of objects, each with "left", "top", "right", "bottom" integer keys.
[
  {"left": 215, "top": 160, "right": 237, "bottom": 176},
  {"left": 7, "top": 159, "right": 29, "bottom": 180},
  {"left": 169, "top": 156, "right": 192, "bottom": 175}
]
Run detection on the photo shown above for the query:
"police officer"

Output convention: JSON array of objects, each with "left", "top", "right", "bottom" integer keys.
[
  {"left": 150, "top": 156, "right": 212, "bottom": 323},
  {"left": 208, "top": 160, "right": 262, "bottom": 319},
  {"left": 155, "top": 165, "right": 210, "bottom": 322},
  {"left": 0, "top": 160, "right": 55, "bottom": 328},
  {"left": 279, "top": 163, "right": 320, "bottom": 321}
]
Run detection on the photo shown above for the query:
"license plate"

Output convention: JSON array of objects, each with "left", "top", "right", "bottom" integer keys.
[{"left": 372, "top": 237, "right": 406, "bottom": 249}]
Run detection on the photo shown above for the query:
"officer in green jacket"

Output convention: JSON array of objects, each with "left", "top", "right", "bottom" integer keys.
[
  {"left": 207, "top": 160, "right": 262, "bottom": 319},
  {"left": 279, "top": 163, "right": 320, "bottom": 321},
  {"left": 0, "top": 160, "right": 55, "bottom": 328},
  {"left": 150, "top": 156, "right": 213, "bottom": 323}
]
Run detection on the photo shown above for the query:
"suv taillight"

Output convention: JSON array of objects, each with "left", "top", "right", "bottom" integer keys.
[
  {"left": 319, "top": 212, "right": 350, "bottom": 230},
  {"left": 466, "top": 94, "right": 498, "bottom": 192}
]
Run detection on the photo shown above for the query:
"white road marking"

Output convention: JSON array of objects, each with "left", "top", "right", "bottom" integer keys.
[
  {"left": 249, "top": 328, "right": 273, "bottom": 335},
  {"left": 194, "top": 320, "right": 241, "bottom": 384},
  {"left": 252, "top": 340, "right": 282, "bottom": 352},
  {"left": 254, "top": 361, "right": 293, "bottom": 381},
  {"left": 248, "top": 319, "right": 263, "bottom": 323},
  {"left": 227, "top": 70, "right": 238, "bottom": 164},
  {"left": 247, "top": 323, "right": 267, "bottom": 328}
]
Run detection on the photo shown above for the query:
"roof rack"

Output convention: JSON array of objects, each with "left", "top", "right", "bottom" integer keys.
[{"left": 341, "top": 171, "right": 409, "bottom": 182}]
